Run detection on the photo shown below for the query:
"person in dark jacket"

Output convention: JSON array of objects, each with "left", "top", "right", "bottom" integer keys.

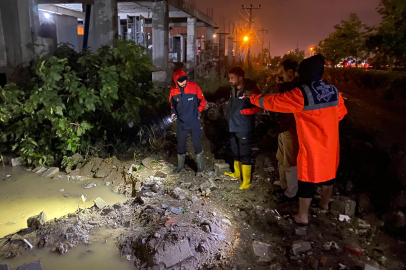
[
  {"left": 275, "top": 59, "right": 300, "bottom": 201},
  {"left": 169, "top": 69, "right": 207, "bottom": 174},
  {"left": 224, "top": 67, "right": 263, "bottom": 189}
]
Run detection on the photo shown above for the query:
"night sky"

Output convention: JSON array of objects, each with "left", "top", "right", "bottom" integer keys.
[{"left": 197, "top": 0, "right": 382, "bottom": 57}]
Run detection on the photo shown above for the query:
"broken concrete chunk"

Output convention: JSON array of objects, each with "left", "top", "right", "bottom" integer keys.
[
  {"left": 16, "top": 261, "right": 43, "bottom": 270},
  {"left": 151, "top": 184, "right": 159, "bottom": 193},
  {"left": 11, "top": 157, "right": 22, "bottom": 166},
  {"left": 41, "top": 167, "right": 59, "bottom": 177},
  {"left": 291, "top": 240, "right": 311, "bottom": 255},
  {"left": 0, "top": 264, "right": 10, "bottom": 270},
  {"left": 94, "top": 197, "right": 107, "bottom": 209},
  {"left": 295, "top": 227, "right": 307, "bottom": 236},
  {"left": 331, "top": 197, "right": 356, "bottom": 216},
  {"left": 27, "top": 211, "right": 48, "bottom": 229},
  {"left": 214, "top": 163, "right": 230, "bottom": 175},
  {"left": 252, "top": 241, "right": 273, "bottom": 265},
  {"left": 222, "top": 218, "right": 232, "bottom": 226},
  {"left": 171, "top": 187, "right": 187, "bottom": 200},
  {"left": 158, "top": 240, "right": 193, "bottom": 268}
]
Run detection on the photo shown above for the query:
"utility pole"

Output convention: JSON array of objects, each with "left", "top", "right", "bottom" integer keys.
[
  {"left": 258, "top": 28, "right": 268, "bottom": 66},
  {"left": 242, "top": 4, "right": 261, "bottom": 68}
]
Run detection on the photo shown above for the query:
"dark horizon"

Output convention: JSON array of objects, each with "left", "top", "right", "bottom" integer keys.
[{"left": 197, "top": 0, "right": 382, "bottom": 57}]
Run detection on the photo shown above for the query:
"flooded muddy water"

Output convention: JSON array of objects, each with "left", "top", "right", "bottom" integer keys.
[
  {"left": 0, "top": 166, "right": 128, "bottom": 238},
  {"left": 0, "top": 228, "right": 133, "bottom": 270}
]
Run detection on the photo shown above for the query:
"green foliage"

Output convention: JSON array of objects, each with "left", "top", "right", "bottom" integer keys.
[
  {"left": 0, "top": 40, "right": 162, "bottom": 165},
  {"left": 315, "top": 13, "right": 369, "bottom": 66},
  {"left": 270, "top": 56, "right": 282, "bottom": 67},
  {"left": 366, "top": 0, "right": 406, "bottom": 69},
  {"left": 194, "top": 68, "right": 229, "bottom": 95}
]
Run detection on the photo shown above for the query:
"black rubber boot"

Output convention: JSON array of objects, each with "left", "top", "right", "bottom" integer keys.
[
  {"left": 173, "top": 154, "right": 185, "bottom": 174},
  {"left": 196, "top": 152, "right": 204, "bottom": 175}
]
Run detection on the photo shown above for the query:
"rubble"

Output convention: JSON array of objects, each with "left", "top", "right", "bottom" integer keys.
[
  {"left": 27, "top": 211, "right": 48, "bottom": 229},
  {"left": 214, "top": 162, "right": 230, "bottom": 175},
  {"left": 41, "top": 167, "right": 59, "bottom": 178},
  {"left": 11, "top": 157, "right": 22, "bottom": 166},
  {"left": 156, "top": 239, "right": 193, "bottom": 268},
  {"left": 94, "top": 197, "right": 107, "bottom": 209},
  {"left": 252, "top": 241, "right": 273, "bottom": 265},
  {"left": 295, "top": 227, "right": 307, "bottom": 236},
  {"left": 291, "top": 240, "right": 311, "bottom": 255},
  {"left": 16, "top": 262, "right": 43, "bottom": 270},
  {"left": 358, "top": 193, "right": 373, "bottom": 214},
  {"left": 331, "top": 197, "right": 356, "bottom": 216}
]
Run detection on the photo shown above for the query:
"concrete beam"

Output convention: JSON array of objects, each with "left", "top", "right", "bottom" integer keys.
[
  {"left": 144, "top": 21, "right": 205, "bottom": 28},
  {"left": 186, "top": 17, "right": 196, "bottom": 64},
  {"left": 152, "top": 1, "right": 169, "bottom": 70},
  {"left": 0, "top": 10, "right": 7, "bottom": 67},
  {"left": 168, "top": 0, "right": 213, "bottom": 26},
  {"left": 38, "top": 0, "right": 93, "bottom": 4},
  {"left": 39, "top": 4, "right": 85, "bottom": 19},
  {"left": 204, "top": 26, "right": 213, "bottom": 64},
  {"left": 235, "top": 41, "right": 241, "bottom": 65},
  {"left": 0, "top": 0, "right": 34, "bottom": 68}
]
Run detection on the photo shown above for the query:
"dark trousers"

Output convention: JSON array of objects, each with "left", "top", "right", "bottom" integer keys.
[
  {"left": 177, "top": 124, "right": 203, "bottom": 155},
  {"left": 230, "top": 132, "right": 253, "bottom": 165}
]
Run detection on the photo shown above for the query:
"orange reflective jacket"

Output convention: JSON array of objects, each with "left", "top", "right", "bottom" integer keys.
[{"left": 251, "top": 81, "right": 347, "bottom": 183}]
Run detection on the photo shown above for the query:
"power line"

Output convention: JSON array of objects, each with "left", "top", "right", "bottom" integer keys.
[
  {"left": 258, "top": 28, "right": 268, "bottom": 65},
  {"left": 242, "top": 4, "right": 261, "bottom": 68}
]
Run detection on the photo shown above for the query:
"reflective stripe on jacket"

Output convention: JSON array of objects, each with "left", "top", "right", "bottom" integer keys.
[{"left": 252, "top": 80, "right": 347, "bottom": 183}]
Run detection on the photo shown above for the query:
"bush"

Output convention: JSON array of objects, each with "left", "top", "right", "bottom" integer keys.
[{"left": 0, "top": 40, "right": 165, "bottom": 165}]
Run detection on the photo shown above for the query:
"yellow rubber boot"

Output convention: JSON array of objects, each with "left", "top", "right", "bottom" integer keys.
[
  {"left": 239, "top": 164, "right": 252, "bottom": 190},
  {"left": 224, "top": 160, "right": 242, "bottom": 180}
]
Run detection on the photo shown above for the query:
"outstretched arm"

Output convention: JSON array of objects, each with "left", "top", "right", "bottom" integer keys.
[{"left": 249, "top": 88, "right": 304, "bottom": 113}]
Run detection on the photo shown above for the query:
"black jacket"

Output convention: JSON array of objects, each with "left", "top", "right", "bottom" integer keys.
[{"left": 227, "top": 79, "right": 262, "bottom": 133}]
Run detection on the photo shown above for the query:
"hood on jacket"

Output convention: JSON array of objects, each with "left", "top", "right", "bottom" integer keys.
[
  {"left": 173, "top": 69, "right": 188, "bottom": 86},
  {"left": 298, "top": 54, "right": 325, "bottom": 85}
]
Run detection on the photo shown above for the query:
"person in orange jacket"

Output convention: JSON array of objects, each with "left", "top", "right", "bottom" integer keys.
[{"left": 245, "top": 55, "right": 347, "bottom": 224}]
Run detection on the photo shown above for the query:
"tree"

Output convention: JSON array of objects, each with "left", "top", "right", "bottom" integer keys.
[
  {"left": 270, "top": 56, "right": 282, "bottom": 66},
  {"left": 315, "top": 13, "right": 369, "bottom": 67},
  {"left": 282, "top": 48, "right": 305, "bottom": 63},
  {"left": 366, "top": 0, "right": 406, "bottom": 69}
]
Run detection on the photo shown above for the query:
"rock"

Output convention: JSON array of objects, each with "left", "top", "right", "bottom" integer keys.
[
  {"left": 295, "top": 227, "right": 307, "bottom": 236},
  {"left": 0, "top": 264, "right": 10, "bottom": 270},
  {"left": 222, "top": 218, "right": 232, "bottom": 226},
  {"left": 331, "top": 197, "right": 356, "bottom": 216},
  {"left": 151, "top": 184, "right": 159, "bottom": 193},
  {"left": 11, "top": 157, "right": 22, "bottom": 166},
  {"left": 84, "top": 182, "right": 97, "bottom": 189},
  {"left": 172, "top": 187, "right": 187, "bottom": 200},
  {"left": 41, "top": 167, "right": 59, "bottom": 178},
  {"left": 191, "top": 196, "right": 198, "bottom": 203},
  {"left": 200, "top": 181, "right": 211, "bottom": 191},
  {"left": 55, "top": 242, "right": 68, "bottom": 254},
  {"left": 158, "top": 239, "right": 193, "bottom": 268},
  {"left": 252, "top": 241, "right": 273, "bottom": 265},
  {"left": 357, "top": 261, "right": 381, "bottom": 270},
  {"left": 202, "top": 188, "right": 211, "bottom": 197},
  {"left": 214, "top": 163, "right": 230, "bottom": 175},
  {"left": 32, "top": 166, "right": 46, "bottom": 173},
  {"left": 15, "top": 261, "right": 42, "bottom": 270},
  {"left": 94, "top": 197, "right": 107, "bottom": 209},
  {"left": 358, "top": 193, "right": 373, "bottom": 214},
  {"left": 154, "top": 171, "right": 167, "bottom": 178},
  {"left": 206, "top": 102, "right": 220, "bottom": 120},
  {"left": 201, "top": 225, "right": 211, "bottom": 233},
  {"left": 291, "top": 240, "right": 311, "bottom": 256},
  {"left": 27, "top": 212, "right": 48, "bottom": 229}
]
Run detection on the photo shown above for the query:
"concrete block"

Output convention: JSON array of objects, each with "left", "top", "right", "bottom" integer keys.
[
  {"left": 152, "top": 71, "right": 167, "bottom": 84},
  {"left": 331, "top": 197, "right": 357, "bottom": 216},
  {"left": 94, "top": 197, "right": 107, "bottom": 209},
  {"left": 16, "top": 261, "right": 43, "bottom": 270},
  {"left": 41, "top": 167, "right": 59, "bottom": 177},
  {"left": 0, "top": 264, "right": 11, "bottom": 270},
  {"left": 11, "top": 157, "right": 22, "bottom": 166},
  {"left": 252, "top": 241, "right": 273, "bottom": 265},
  {"left": 158, "top": 239, "right": 193, "bottom": 268},
  {"left": 215, "top": 163, "right": 230, "bottom": 175},
  {"left": 292, "top": 240, "right": 311, "bottom": 255}
]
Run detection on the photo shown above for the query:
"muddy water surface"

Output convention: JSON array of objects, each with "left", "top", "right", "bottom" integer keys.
[
  {"left": 0, "top": 228, "right": 133, "bottom": 270},
  {"left": 0, "top": 166, "right": 128, "bottom": 238}
]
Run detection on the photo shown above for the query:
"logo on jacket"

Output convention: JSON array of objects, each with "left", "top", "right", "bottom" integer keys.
[
  {"left": 312, "top": 81, "right": 335, "bottom": 102},
  {"left": 188, "top": 97, "right": 194, "bottom": 101}
]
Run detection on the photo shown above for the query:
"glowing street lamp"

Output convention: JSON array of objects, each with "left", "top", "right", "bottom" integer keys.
[{"left": 244, "top": 36, "right": 249, "bottom": 41}]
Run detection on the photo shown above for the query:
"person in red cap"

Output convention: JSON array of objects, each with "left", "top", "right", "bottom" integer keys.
[
  {"left": 169, "top": 69, "right": 207, "bottom": 175},
  {"left": 245, "top": 55, "right": 347, "bottom": 224}
]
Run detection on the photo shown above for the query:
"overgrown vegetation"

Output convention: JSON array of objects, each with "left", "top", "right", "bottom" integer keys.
[{"left": 0, "top": 40, "right": 165, "bottom": 166}]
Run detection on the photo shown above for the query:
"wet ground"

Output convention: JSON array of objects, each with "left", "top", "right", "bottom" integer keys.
[{"left": 0, "top": 166, "right": 127, "bottom": 238}]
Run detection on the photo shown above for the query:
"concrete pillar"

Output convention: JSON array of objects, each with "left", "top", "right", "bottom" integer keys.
[
  {"left": 0, "top": 0, "right": 34, "bottom": 68},
  {"left": 227, "top": 37, "right": 234, "bottom": 66},
  {"left": 152, "top": 1, "right": 169, "bottom": 69},
  {"left": 235, "top": 41, "right": 241, "bottom": 65},
  {"left": 205, "top": 25, "right": 213, "bottom": 64},
  {"left": 219, "top": 34, "right": 226, "bottom": 62},
  {"left": 140, "top": 16, "right": 147, "bottom": 48},
  {"left": 0, "top": 11, "right": 7, "bottom": 67},
  {"left": 89, "top": 0, "right": 118, "bottom": 50},
  {"left": 186, "top": 17, "right": 197, "bottom": 65}
]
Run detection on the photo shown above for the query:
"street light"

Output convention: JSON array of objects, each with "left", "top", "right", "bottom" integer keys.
[
  {"left": 213, "top": 34, "right": 216, "bottom": 38},
  {"left": 244, "top": 36, "right": 249, "bottom": 41}
]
